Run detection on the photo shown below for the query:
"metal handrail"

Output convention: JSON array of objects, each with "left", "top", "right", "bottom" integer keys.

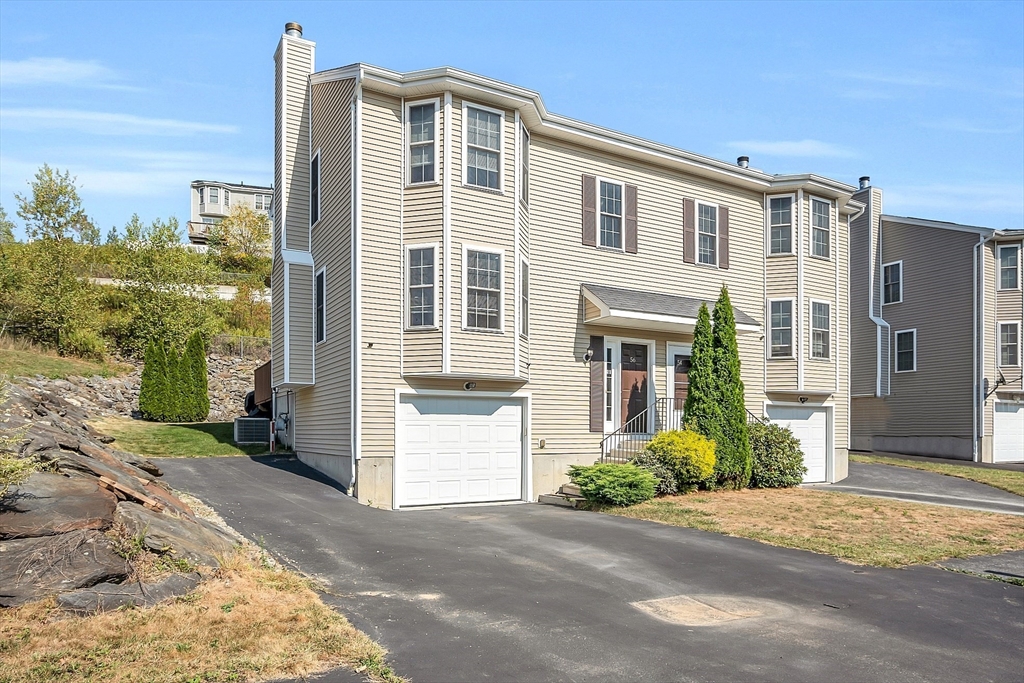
[{"left": 600, "top": 397, "right": 684, "bottom": 463}]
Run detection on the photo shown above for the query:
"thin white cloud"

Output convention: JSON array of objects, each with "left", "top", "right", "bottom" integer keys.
[
  {"left": 887, "top": 183, "right": 1024, "bottom": 219},
  {"left": 0, "top": 57, "right": 138, "bottom": 90},
  {"left": 922, "top": 119, "right": 1023, "bottom": 135},
  {"left": 727, "top": 139, "right": 857, "bottom": 159},
  {"left": 0, "top": 108, "right": 238, "bottom": 136},
  {"left": 829, "top": 68, "right": 1023, "bottom": 100},
  {"left": 830, "top": 70, "right": 947, "bottom": 89}
]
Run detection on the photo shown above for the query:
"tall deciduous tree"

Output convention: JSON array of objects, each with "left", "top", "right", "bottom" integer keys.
[
  {"left": 0, "top": 206, "right": 16, "bottom": 244},
  {"left": 682, "top": 302, "right": 722, "bottom": 457},
  {"left": 209, "top": 205, "right": 271, "bottom": 275},
  {"left": 711, "top": 286, "right": 752, "bottom": 488},
  {"left": 15, "top": 165, "right": 96, "bottom": 243}
]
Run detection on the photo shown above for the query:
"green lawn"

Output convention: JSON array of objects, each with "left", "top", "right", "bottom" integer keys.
[
  {"left": 92, "top": 416, "right": 278, "bottom": 458},
  {"left": 850, "top": 453, "right": 1024, "bottom": 497},
  {"left": 0, "top": 348, "right": 129, "bottom": 380}
]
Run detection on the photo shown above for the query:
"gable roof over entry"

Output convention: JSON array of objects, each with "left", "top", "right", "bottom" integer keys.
[{"left": 582, "top": 283, "right": 761, "bottom": 335}]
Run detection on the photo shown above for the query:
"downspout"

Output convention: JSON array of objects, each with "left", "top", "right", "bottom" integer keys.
[
  {"left": 350, "top": 74, "right": 363, "bottom": 494},
  {"left": 973, "top": 232, "right": 996, "bottom": 462},
  {"left": 973, "top": 234, "right": 982, "bottom": 461},
  {"left": 865, "top": 189, "right": 889, "bottom": 397}
]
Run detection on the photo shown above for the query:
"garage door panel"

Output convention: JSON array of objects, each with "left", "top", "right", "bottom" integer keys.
[
  {"left": 994, "top": 402, "right": 1023, "bottom": 463},
  {"left": 437, "top": 425, "right": 461, "bottom": 443},
  {"left": 766, "top": 405, "right": 829, "bottom": 484},
  {"left": 406, "top": 453, "right": 431, "bottom": 472}
]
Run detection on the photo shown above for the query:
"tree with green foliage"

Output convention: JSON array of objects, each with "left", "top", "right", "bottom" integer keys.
[
  {"left": 0, "top": 206, "right": 16, "bottom": 244},
  {"left": 682, "top": 302, "right": 722, "bottom": 451},
  {"left": 15, "top": 165, "right": 96, "bottom": 243},
  {"left": 208, "top": 204, "right": 272, "bottom": 275},
  {"left": 165, "top": 344, "right": 183, "bottom": 421},
  {"left": 711, "top": 286, "right": 752, "bottom": 488},
  {"left": 183, "top": 331, "right": 210, "bottom": 421},
  {"left": 139, "top": 339, "right": 170, "bottom": 421}
]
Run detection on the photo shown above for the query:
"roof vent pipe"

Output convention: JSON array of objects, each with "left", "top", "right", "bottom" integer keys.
[
  {"left": 859, "top": 176, "right": 870, "bottom": 190},
  {"left": 284, "top": 22, "right": 303, "bottom": 38},
  {"left": 737, "top": 156, "right": 749, "bottom": 168}
]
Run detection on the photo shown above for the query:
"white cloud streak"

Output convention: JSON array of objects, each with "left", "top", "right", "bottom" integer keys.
[
  {"left": 0, "top": 108, "right": 238, "bottom": 136},
  {"left": 726, "top": 139, "right": 857, "bottom": 158},
  {"left": 886, "top": 183, "right": 1024, "bottom": 220},
  {"left": 0, "top": 57, "right": 138, "bottom": 90}
]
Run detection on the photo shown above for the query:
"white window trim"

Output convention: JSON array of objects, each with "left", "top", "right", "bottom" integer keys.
[
  {"left": 519, "top": 257, "right": 529, "bottom": 339},
  {"left": 894, "top": 328, "right": 917, "bottom": 373},
  {"left": 997, "top": 244, "right": 1021, "bottom": 291},
  {"left": 882, "top": 260, "right": 903, "bottom": 305},
  {"left": 405, "top": 97, "right": 441, "bottom": 188},
  {"left": 520, "top": 126, "right": 530, "bottom": 208},
  {"left": 767, "top": 297, "right": 796, "bottom": 360},
  {"left": 602, "top": 336, "right": 656, "bottom": 434},
  {"left": 462, "top": 243, "right": 504, "bottom": 333},
  {"left": 595, "top": 176, "right": 626, "bottom": 252},
  {"left": 998, "top": 320, "right": 1021, "bottom": 367},
  {"left": 208, "top": 186, "right": 219, "bottom": 204},
  {"left": 766, "top": 193, "right": 796, "bottom": 257},
  {"left": 809, "top": 298, "right": 832, "bottom": 361},
  {"left": 808, "top": 195, "right": 832, "bottom": 261},
  {"left": 314, "top": 266, "right": 327, "bottom": 345},
  {"left": 462, "top": 101, "right": 505, "bottom": 193},
  {"left": 310, "top": 148, "right": 322, "bottom": 230},
  {"left": 696, "top": 200, "right": 721, "bottom": 267},
  {"left": 405, "top": 242, "right": 439, "bottom": 331},
  {"left": 224, "top": 188, "right": 231, "bottom": 209}
]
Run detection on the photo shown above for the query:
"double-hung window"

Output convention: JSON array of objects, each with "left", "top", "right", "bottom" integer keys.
[
  {"left": 465, "top": 249, "right": 501, "bottom": 330},
  {"left": 520, "top": 260, "right": 529, "bottom": 337},
  {"left": 310, "top": 152, "right": 320, "bottom": 226},
  {"left": 408, "top": 101, "right": 436, "bottom": 184},
  {"left": 697, "top": 203, "right": 717, "bottom": 265},
  {"left": 224, "top": 189, "right": 230, "bottom": 208},
  {"left": 769, "top": 196, "right": 792, "bottom": 254},
  {"left": 1000, "top": 322, "right": 1020, "bottom": 367},
  {"left": 465, "top": 105, "right": 501, "bottom": 190},
  {"left": 520, "top": 127, "right": 530, "bottom": 205},
  {"left": 314, "top": 269, "right": 326, "bottom": 344},
  {"left": 770, "top": 300, "right": 793, "bottom": 358},
  {"left": 811, "top": 198, "right": 830, "bottom": 258},
  {"left": 209, "top": 187, "right": 219, "bottom": 204},
  {"left": 599, "top": 181, "right": 622, "bottom": 249},
  {"left": 811, "top": 301, "right": 830, "bottom": 359},
  {"left": 999, "top": 245, "right": 1020, "bottom": 290},
  {"left": 895, "top": 329, "right": 916, "bottom": 372},
  {"left": 883, "top": 261, "right": 902, "bottom": 304},
  {"left": 255, "top": 194, "right": 263, "bottom": 210},
  {"left": 407, "top": 246, "right": 435, "bottom": 328},
  {"left": 198, "top": 188, "right": 204, "bottom": 204}
]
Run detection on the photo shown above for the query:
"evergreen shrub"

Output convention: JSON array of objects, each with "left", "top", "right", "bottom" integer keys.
[
  {"left": 567, "top": 463, "right": 657, "bottom": 506},
  {"left": 749, "top": 422, "right": 807, "bottom": 488},
  {"left": 710, "top": 286, "right": 753, "bottom": 488},
  {"left": 629, "top": 450, "right": 678, "bottom": 496},
  {"left": 642, "top": 430, "right": 715, "bottom": 490}
]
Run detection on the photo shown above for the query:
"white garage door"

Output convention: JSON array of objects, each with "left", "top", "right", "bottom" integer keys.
[
  {"left": 397, "top": 395, "right": 523, "bottom": 507},
  {"left": 993, "top": 402, "right": 1024, "bottom": 463},
  {"left": 766, "top": 405, "right": 829, "bottom": 483}
]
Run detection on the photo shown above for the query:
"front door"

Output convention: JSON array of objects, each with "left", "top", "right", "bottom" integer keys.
[{"left": 620, "top": 343, "right": 649, "bottom": 433}]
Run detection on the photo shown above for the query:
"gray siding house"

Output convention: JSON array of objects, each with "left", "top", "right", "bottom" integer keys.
[{"left": 849, "top": 180, "right": 1024, "bottom": 463}]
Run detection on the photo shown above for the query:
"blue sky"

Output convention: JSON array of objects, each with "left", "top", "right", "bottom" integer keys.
[{"left": 1, "top": 1, "right": 1021, "bottom": 240}]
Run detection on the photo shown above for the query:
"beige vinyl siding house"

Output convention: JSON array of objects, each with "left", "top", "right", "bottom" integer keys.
[
  {"left": 269, "top": 23, "right": 862, "bottom": 509},
  {"left": 849, "top": 188, "right": 1024, "bottom": 463}
]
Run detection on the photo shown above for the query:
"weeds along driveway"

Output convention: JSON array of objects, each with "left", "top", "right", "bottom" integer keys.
[{"left": 157, "top": 456, "right": 1024, "bottom": 683}]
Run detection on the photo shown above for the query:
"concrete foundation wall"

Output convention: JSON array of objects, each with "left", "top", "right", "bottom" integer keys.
[{"left": 872, "top": 435, "right": 973, "bottom": 460}]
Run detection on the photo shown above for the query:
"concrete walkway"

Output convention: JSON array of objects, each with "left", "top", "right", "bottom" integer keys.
[
  {"left": 158, "top": 456, "right": 1024, "bottom": 683},
  {"left": 810, "top": 462, "right": 1024, "bottom": 515}
]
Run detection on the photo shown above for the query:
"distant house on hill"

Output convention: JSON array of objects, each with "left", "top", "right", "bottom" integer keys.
[{"left": 187, "top": 180, "right": 274, "bottom": 248}]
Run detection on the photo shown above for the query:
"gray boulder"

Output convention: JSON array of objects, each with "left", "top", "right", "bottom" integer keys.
[
  {"left": 0, "top": 472, "right": 118, "bottom": 539},
  {"left": 56, "top": 572, "right": 202, "bottom": 613},
  {"left": 114, "top": 503, "right": 235, "bottom": 568}
]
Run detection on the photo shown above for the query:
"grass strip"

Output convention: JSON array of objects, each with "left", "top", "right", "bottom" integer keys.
[
  {"left": 850, "top": 453, "right": 1024, "bottom": 497},
  {"left": 91, "top": 417, "right": 276, "bottom": 458},
  {"left": 0, "top": 348, "right": 129, "bottom": 380}
]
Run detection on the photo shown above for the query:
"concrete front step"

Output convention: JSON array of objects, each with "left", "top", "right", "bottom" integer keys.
[
  {"left": 559, "top": 482, "right": 582, "bottom": 497},
  {"left": 537, "top": 493, "right": 585, "bottom": 509}
]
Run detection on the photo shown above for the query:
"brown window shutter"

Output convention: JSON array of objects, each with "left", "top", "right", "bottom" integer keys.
[
  {"left": 582, "top": 175, "right": 597, "bottom": 246},
  {"left": 719, "top": 205, "right": 730, "bottom": 269},
  {"left": 589, "top": 335, "right": 604, "bottom": 432},
  {"left": 683, "top": 198, "right": 696, "bottom": 264},
  {"left": 624, "top": 184, "right": 638, "bottom": 254}
]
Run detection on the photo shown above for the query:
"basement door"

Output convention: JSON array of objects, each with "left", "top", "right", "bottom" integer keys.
[
  {"left": 766, "top": 404, "right": 829, "bottom": 483},
  {"left": 397, "top": 395, "right": 524, "bottom": 507}
]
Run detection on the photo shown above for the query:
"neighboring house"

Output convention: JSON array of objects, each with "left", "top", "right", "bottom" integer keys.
[
  {"left": 187, "top": 179, "right": 274, "bottom": 247},
  {"left": 849, "top": 181, "right": 1024, "bottom": 463},
  {"left": 269, "top": 23, "right": 863, "bottom": 509}
]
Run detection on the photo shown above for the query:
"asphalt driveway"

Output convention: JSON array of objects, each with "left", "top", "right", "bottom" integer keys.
[{"left": 158, "top": 456, "right": 1024, "bottom": 683}]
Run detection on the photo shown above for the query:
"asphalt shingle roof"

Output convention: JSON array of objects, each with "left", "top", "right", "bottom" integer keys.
[{"left": 582, "top": 283, "right": 760, "bottom": 327}]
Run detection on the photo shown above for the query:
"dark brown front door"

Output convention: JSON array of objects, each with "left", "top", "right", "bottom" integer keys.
[
  {"left": 673, "top": 354, "right": 691, "bottom": 411},
  {"left": 621, "top": 343, "right": 648, "bottom": 433}
]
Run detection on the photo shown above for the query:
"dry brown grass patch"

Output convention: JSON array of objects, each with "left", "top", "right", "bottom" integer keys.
[
  {"left": 0, "top": 550, "right": 402, "bottom": 683},
  {"left": 608, "top": 488, "right": 1024, "bottom": 567}
]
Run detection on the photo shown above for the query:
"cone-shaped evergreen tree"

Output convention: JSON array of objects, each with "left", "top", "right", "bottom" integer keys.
[
  {"left": 139, "top": 339, "right": 169, "bottom": 421},
  {"left": 184, "top": 331, "right": 210, "bottom": 422},
  {"left": 711, "top": 286, "right": 752, "bottom": 488},
  {"left": 682, "top": 302, "right": 723, "bottom": 452},
  {"left": 165, "top": 344, "right": 183, "bottom": 422}
]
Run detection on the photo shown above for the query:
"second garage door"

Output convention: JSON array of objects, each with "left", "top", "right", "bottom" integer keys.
[
  {"left": 993, "top": 401, "right": 1024, "bottom": 463},
  {"left": 397, "top": 395, "right": 524, "bottom": 508},
  {"left": 766, "top": 405, "right": 829, "bottom": 483}
]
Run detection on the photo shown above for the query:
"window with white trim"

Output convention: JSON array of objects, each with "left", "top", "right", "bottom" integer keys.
[
  {"left": 520, "top": 260, "right": 529, "bottom": 337},
  {"left": 407, "top": 246, "right": 435, "bottom": 328},
  {"left": 811, "top": 198, "right": 830, "bottom": 258},
  {"left": 465, "top": 249, "right": 501, "bottom": 330},
  {"left": 1000, "top": 322, "right": 1019, "bottom": 366},
  {"left": 224, "top": 189, "right": 230, "bottom": 208},
  {"left": 883, "top": 261, "right": 902, "bottom": 304},
  {"left": 770, "top": 300, "right": 793, "bottom": 358},
  {"left": 769, "top": 196, "right": 792, "bottom": 254},
  {"left": 811, "top": 301, "right": 830, "bottom": 359},
  {"left": 465, "top": 106, "right": 501, "bottom": 190},
  {"left": 209, "top": 187, "right": 219, "bottom": 204},
  {"left": 697, "top": 203, "right": 717, "bottom": 265},
  {"left": 254, "top": 194, "right": 263, "bottom": 210},
  {"left": 599, "top": 181, "right": 622, "bottom": 249},
  {"left": 408, "top": 102, "right": 436, "bottom": 184},
  {"left": 520, "top": 127, "right": 530, "bottom": 205},
  {"left": 310, "top": 152, "right": 320, "bottom": 226},
  {"left": 895, "top": 329, "right": 916, "bottom": 372},
  {"left": 999, "top": 245, "right": 1019, "bottom": 290},
  {"left": 315, "top": 268, "right": 326, "bottom": 344},
  {"left": 198, "top": 188, "right": 204, "bottom": 204}
]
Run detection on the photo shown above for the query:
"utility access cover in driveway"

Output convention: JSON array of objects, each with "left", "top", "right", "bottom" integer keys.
[
  {"left": 157, "top": 456, "right": 1024, "bottom": 683},
  {"left": 631, "top": 594, "right": 773, "bottom": 626}
]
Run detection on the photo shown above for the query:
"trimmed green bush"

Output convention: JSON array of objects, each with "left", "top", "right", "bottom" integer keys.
[
  {"left": 183, "top": 331, "right": 210, "bottom": 421},
  {"left": 682, "top": 303, "right": 721, "bottom": 443},
  {"left": 138, "top": 333, "right": 209, "bottom": 423},
  {"left": 711, "top": 286, "right": 752, "bottom": 489},
  {"left": 629, "top": 451, "right": 678, "bottom": 496},
  {"left": 642, "top": 429, "right": 716, "bottom": 490},
  {"left": 567, "top": 463, "right": 657, "bottom": 506},
  {"left": 139, "top": 339, "right": 168, "bottom": 421},
  {"left": 749, "top": 422, "right": 807, "bottom": 488}
]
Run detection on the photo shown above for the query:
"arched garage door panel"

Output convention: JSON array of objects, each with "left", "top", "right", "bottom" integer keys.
[{"left": 398, "top": 396, "right": 524, "bottom": 507}]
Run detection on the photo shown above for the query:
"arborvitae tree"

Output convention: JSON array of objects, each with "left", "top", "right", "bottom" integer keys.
[
  {"left": 682, "top": 302, "right": 723, "bottom": 459},
  {"left": 139, "top": 339, "right": 169, "bottom": 421},
  {"left": 165, "top": 344, "right": 183, "bottom": 422},
  {"left": 183, "top": 331, "right": 209, "bottom": 422},
  {"left": 711, "top": 286, "right": 752, "bottom": 488}
]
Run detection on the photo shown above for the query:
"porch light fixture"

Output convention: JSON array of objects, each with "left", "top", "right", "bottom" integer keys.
[
  {"left": 583, "top": 347, "right": 595, "bottom": 362},
  {"left": 464, "top": 382, "right": 477, "bottom": 391}
]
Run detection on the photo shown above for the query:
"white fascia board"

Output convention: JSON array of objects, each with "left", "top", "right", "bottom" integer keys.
[
  {"left": 280, "top": 248, "right": 314, "bottom": 266},
  {"left": 881, "top": 215, "right": 997, "bottom": 235}
]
